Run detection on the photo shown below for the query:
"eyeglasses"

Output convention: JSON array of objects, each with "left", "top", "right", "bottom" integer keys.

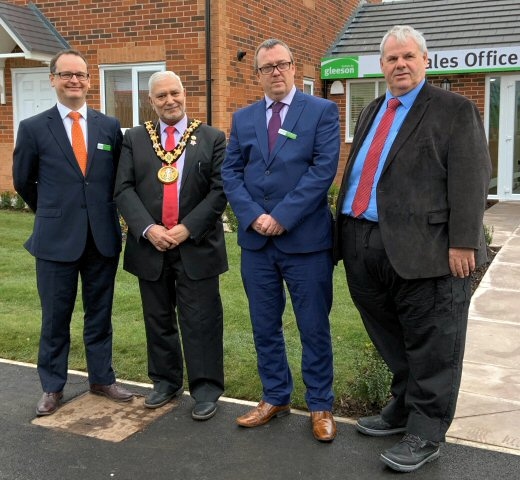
[
  {"left": 257, "top": 61, "right": 292, "bottom": 75},
  {"left": 53, "top": 72, "right": 90, "bottom": 81}
]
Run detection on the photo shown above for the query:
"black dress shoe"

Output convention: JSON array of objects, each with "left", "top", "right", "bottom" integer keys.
[
  {"left": 356, "top": 414, "right": 407, "bottom": 436},
  {"left": 192, "top": 401, "right": 217, "bottom": 420},
  {"left": 144, "top": 387, "right": 184, "bottom": 409},
  {"left": 380, "top": 433, "right": 440, "bottom": 472}
]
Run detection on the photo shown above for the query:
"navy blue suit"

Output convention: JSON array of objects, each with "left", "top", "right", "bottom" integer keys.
[
  {"left": 13, "top": 105, "right": 123, "bottom": 393},
  {"left": 223, "top": 89, "right": 340, "bottom": 410}
]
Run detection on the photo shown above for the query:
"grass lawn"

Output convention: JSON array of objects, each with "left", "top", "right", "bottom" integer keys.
[{"left": 0, "top": 209, "right": 370, "bottom": 410}]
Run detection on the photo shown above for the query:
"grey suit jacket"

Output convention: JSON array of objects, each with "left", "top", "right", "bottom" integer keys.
[
  {"left": 114, "top": 120, "right": 228, "bottom": 282},
  {"left": 334, "top": 82, "right": 491, "bottom": 279}
]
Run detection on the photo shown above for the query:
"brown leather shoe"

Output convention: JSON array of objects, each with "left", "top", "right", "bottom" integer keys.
[
  {"left": 311, "top": 411, "right": 337, "bottom": 442},
  {"left": 36, "top": 392, "right": 63, "bottom": 416},
  {"left": 236, "top": 400, "right": 290, "bottom": 427},
  {"left": 90, "top": 383, "right": 133, "bottom": 402}
]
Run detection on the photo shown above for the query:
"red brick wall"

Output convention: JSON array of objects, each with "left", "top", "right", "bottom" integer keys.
[
  {"left": 0, "top": 0, "right": 357, "bottom": 191},
  {"left": 0, "top": 1, "right": 491, "bottom": 192}
]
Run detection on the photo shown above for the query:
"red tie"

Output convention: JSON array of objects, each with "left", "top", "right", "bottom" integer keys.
[
  {"left": 161, "top": 126, "right": 178, "bottom": 229},
  {"left": 351, "top": 98, "right": 401, "bottom": 217},
  {"left": 68, "top": 111, "right": 88, "bottom": 175}
]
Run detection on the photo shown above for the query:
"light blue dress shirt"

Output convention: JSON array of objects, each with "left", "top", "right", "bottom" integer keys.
[{"left": 342, "top": 80, "right": 425, "bottom": 221}]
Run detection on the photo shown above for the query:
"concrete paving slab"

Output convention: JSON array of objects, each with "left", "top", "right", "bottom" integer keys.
[
  {"left": 460, "top": 362, "right": 520, "bottom": 403},
  {"left": 449, "top": 394, "right": 520, "bottom": 451},
  {"left": 32, "top": 391, "right": 179, "bottom": 442},
  {"left": 469, "top": 290, "right": 520, "bottom": 324},
  {"left": 464, "top": 320, "right": 520, "bottom": 368},
  {"left": 453, "top": 390, "right": 520, "bottom": 418},
  {"left": 478, "top": 262, "right": 520, "bottom": 290}
]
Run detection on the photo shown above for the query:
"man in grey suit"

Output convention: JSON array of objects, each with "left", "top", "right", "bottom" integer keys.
[
  {"left": 115, "top": 71, "right": 227, "bottom": 421},
  {"left": 334, "top": 26, "right": 491, "bottom": 472}
]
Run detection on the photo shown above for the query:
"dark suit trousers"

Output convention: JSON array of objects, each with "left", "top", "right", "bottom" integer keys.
[
  {"left": 36, "top": 231, "right": 118, "bottom": 392},
  {"left": 138, "top": 248, "right": 224, "bottom": 403},
  {"left": 241, "top": 241, "right": 334, "bottom": 411},
  {"left": 340, "top": 216, "right": 470, "bottom": 442}
]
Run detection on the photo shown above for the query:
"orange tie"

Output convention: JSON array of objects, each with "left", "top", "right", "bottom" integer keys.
[
  {"left": 68, "top": 111, "right": 88, "bottom": 175},
  {"left": 162, "top": 126, "right": 179, "bottom": 229}
]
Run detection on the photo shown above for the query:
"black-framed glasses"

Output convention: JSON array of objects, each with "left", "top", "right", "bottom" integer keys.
[
  {"left": 257, "top": 61, "right": 292, "bottom": 75},
  {"left": 53, "top": 71, "right": 90, "bottom": 81}
]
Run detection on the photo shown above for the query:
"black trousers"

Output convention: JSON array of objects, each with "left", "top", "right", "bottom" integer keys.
[
  {"left": 138, "top": 248, "right": 224, "bottom": 403},
  {"left": 340, "top": 216, "right": 471, "bottom": 442}
]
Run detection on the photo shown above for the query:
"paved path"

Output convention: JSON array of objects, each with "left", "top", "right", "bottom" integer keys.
[
  {"left": 1, "top": 360, "right": 519, "bottom": 480},
  {"left": 448, "top": 201, "right": 520, "bottom": 454}
]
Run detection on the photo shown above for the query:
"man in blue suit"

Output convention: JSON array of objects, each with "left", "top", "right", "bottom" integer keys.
[
  {"left": 13, "top": 49, "right": 133, "bottom": 416},
  {"left": 222, "top": 39, "right": 340, "bottom": 442}
]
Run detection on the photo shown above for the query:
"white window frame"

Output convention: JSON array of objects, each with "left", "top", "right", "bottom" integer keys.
[
  {"left": 99, "top": 62, "right": 165, "bottom": 129},
  {"left": 346, "top": 79, "right": 386, "bottom": 142},
  {"left": 303, "top": 78, "right": 314, "bottom": 95}
]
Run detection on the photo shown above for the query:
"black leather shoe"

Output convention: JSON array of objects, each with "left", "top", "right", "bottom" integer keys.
[
  {"left": 380, "top": 433, "right": 440, "bottom": 472},
  {"left": 144, "top": 387, "right": 184, "bottom": 409},
  {"left": 192, "top": 401, "right": 217, "bottom": 421},
  {"left": 356, "top": 414, "right": 407, "bottom": 436}
]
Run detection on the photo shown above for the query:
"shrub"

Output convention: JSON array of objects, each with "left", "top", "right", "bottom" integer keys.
[
  {"left": 484, "top": 224, "right": 494, "bottom": 246},
  {"left": 0, "top": 191, "right": 12, "bottom": 209},
  {"left": 224, "top": 203, "right": 239, "bottom": 233},
  {"left": 346, "top": 342, "right": 392, "bottom": 409},
  {"left": 328, "top": 183, "right": 340, "bottom": 215}
]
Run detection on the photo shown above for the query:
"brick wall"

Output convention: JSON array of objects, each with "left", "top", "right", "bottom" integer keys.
[
  {"left": 0, "top": 0, "right": 357, "bottom": 191},
  {"left": 0, "top": 1, "right": 491, "bottom": 192}
]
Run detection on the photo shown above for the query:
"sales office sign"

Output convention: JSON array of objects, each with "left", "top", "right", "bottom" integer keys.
[{"left": 321, "top": 46, "right": 520, "bottom": 79}]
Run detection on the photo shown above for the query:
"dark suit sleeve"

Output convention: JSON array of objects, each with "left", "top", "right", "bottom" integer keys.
[
  {"left": 180, "top": 128, "right": 227, "bottom": 243},
  {"left": 114, "top": 128, "right": 159, "bottom": 239},
  {"left": 447, "top": 99, "right": 491, "bottom": 249},
  {"left": 13, "top": 120, "right": 39, "bottom": 212}
]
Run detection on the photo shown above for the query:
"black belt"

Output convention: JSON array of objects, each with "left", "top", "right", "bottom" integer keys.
[{"left": 341, "top": 214, "right": 379, "bottom": 227}]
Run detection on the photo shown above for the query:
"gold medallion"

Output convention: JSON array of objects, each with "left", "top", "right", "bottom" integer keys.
[{"left": 158, "top": 166, "right": 179, "bottom": 184}]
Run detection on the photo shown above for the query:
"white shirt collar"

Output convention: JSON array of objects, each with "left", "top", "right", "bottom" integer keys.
[
  {"left": 57, "top": 101, "right": 88, "bottom": 120},
  {"left": 265, "top": 85, "right": 296, "bottom": 110},
  {"left": 159, "top": 115, "right": 188, "bottom": 135}
]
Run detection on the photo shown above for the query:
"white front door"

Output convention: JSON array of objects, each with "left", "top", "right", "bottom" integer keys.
[
  {"left": 488, "top": 74, "right": 520, "bottom": 200},
  {"left": 12, "top": 68, "right": 56, "bottom": 139}
]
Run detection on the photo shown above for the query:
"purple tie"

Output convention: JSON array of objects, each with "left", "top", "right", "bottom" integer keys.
[{"left": 268, "top": 102, "right": 285, "bottom": 152}]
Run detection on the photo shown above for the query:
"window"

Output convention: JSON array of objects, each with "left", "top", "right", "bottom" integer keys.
[
  {"left": 100, "top": 63, "right": 165, "bottom": 128},
  {"left": 347, "top": 80, "right": 386, "bottom": 140},
  {"left": 303, "top": 78, "right": 314, "bottom": 95}
]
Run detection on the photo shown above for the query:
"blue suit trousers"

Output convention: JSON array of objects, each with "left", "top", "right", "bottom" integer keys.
[{"left": 241, "top": 241, "right": 334, "bottom": 411}]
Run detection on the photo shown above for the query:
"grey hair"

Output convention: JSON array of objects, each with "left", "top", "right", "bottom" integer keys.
[
  {"left": 148, "top": 71, "right": 184, "bottom": 94},
  {"left": 254, "top": 38, "right": 295, "bottom": 71},
  {"left": 380, "top": 25, "right": 427, "bottom": 56}
]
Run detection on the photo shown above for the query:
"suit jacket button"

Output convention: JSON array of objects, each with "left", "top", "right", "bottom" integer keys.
[{"left": 265, "top": 170, "right": 270, "bottom": 175}]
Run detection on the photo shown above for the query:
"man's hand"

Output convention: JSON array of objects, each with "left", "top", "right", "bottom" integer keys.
[
  {"left": 251, "top": 214, "right": 285, "bottom": 236},
  {"left": 165, "top": 224, "right": 190, "bottom": 247},
  {"left": 147, "top": 225, "right": 174, "bottom": 251},
  {"left": 449, "top": 247, "right": 476, "bottom": 278}
]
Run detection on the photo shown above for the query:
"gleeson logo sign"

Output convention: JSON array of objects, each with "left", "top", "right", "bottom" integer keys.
[{"left": 321, "top": 46, "right": 520, "bottom": 79}]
